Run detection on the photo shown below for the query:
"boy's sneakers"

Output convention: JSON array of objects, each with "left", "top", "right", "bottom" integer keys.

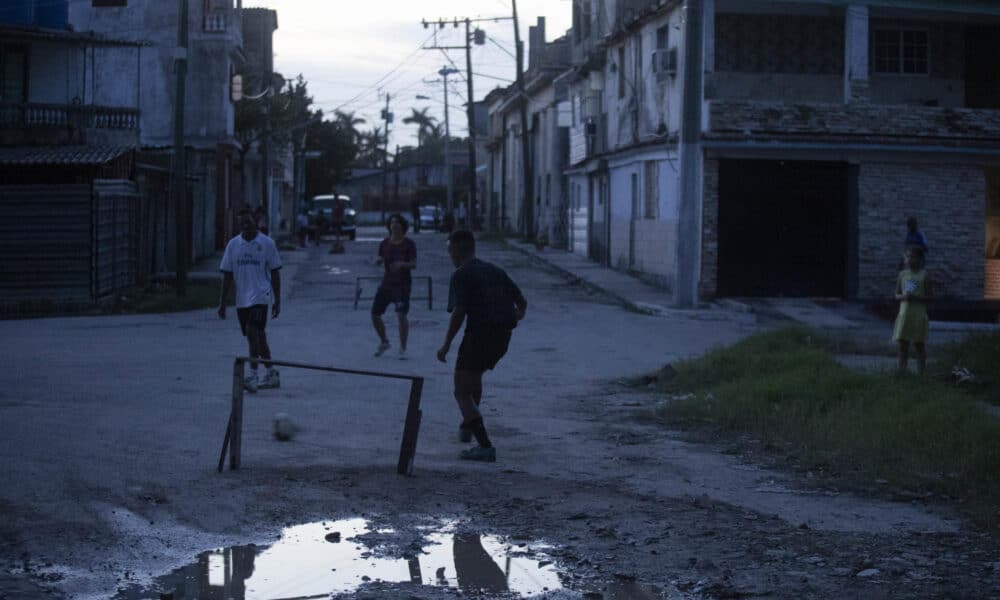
[
  {"left": 374, "top": 340, "right": 390, "bottom": 357},
  {"left": 459, "top": 446, "right": 496, "bottom": 462},
  {"left": 398, "top": 347, "right": 407, "bottom": 360},
  {"left": 243, "top": 371, "right": 259, "bottom": 393},
  {"left": 260, "top": 369, "right": 280, "bottom": 389},
  {"left": 458, "top": 426, "right": 472, "bottom": 443}
]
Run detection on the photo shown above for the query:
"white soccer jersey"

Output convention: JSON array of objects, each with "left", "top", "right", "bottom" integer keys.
[{"left": 220, "top": 233, "right": 282, "bottom": 308}]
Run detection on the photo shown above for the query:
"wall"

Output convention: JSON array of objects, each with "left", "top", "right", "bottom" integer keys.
[
  {"left": 858, "top": 162, "right": 985, "bottom": 300},
  {"left": 700, "top": 158, "right": 719, "bottom": 299},
  {"left": 27, "top": 41, "right": 75, "bottom": 104}
]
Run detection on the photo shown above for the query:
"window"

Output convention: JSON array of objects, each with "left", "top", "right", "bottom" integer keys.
[
  {"left": 643, "top": 161, "right": 659, "bottom": 219},
  {"left": 617, "top": 46, "right": 626, "bottom": 98},
  {"left": 874, "top": 29, "right": 929, "bottom": 74},
  {"left": 0, "top": 46, "right": 27, "bottom": 103},
  {"left": 656, "top": 25, "right": 669, "bottom": 51},
  {"left": 92, "top": 0, "right": 127, "bottom": 6}
]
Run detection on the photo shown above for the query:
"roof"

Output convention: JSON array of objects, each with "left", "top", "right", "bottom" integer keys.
[
  {"left": 0, "top": 146, "right": 133, "bottom": 166},
  {"left": 0, "top": 25, "right": 146, "bottom": 47}
]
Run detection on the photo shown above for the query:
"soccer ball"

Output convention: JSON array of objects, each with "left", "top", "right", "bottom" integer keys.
[{"left": 273, "top": 412, "right": 295, "bottom": 441}]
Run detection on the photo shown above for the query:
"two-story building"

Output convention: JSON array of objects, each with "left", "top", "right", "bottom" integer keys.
[
  {"left": 0, "top": 0, "right": 143, "bottom": 311},
  {"left": 541, "top": 0, "right": 1000, "bottom": 304},
  {"left": 485, "top": 18, "right": 570, "bottom": 241},
  {"left": 69, "top": 0, "right": 245, "bottom": 269}
]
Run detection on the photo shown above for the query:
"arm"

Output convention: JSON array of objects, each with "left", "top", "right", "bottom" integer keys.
[
  {"left": 894, "top": 275, "right": 904, "bottom": 301},
  {"left": 271, "top": 269, "right": 282, "bottom": 318},
  {"left": 437, "top": 305, "right": 467, "bottom": 362},
  {"left": 218, "top": 271, "right": 233, "bottom": 319}
]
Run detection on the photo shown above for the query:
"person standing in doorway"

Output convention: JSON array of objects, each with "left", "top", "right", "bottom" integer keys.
[
  {"left": 893, "top": 247, "right": 932, "bottom": 375},
  {"left": 437, "top": 230, "right": 527, "bottom": 462},
  {"left": 219, "top": 207, "right": 282, "bottom": 392},
  {"left": 372, "top": 214, "right": 417, "bottom": 359}
]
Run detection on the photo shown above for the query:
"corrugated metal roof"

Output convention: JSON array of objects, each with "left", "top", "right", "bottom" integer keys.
[{"left": 0, "top": 146, "right": 132, "bottom": 166}]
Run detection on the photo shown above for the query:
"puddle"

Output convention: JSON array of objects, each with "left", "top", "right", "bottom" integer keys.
[
  {"left": 117, "top": 518, "right": 584, "bottom": 599},
  {"left": 320, "top": 265, "right": 352, "bottom": 276}
]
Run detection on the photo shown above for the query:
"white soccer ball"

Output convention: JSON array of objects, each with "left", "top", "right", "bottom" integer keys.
[{"left": 273, "top": 412, "right": 295, "bottom": 441}]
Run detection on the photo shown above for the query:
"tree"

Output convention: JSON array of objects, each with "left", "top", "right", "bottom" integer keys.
[
  {"left": 402, "top": 107, "right": 437, "bottom": 148},
  {"left": 304, "top": 110, "right": 365, "bottom": 197}
]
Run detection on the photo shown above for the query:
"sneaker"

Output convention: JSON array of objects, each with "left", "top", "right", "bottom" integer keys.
[
  {"left": 458, "top": 426, "right": 472, "bottom": 444},
  {"left": 243, "top": 371, "right": 259, "bottom": 393},
  {"left": 398, "top": 347, "right": 407, "bottom": 360},
  {"left": 260, "top": 369, "right": 280, "bottom": 389},
  {"left": 374, "top": 340, "right": 390, "bottom": 357},
  {"left": 459, "top": 446, "right": 496, "bottom": 462}
]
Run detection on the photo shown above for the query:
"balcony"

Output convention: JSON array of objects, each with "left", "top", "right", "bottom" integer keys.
[{"left": 0, "top": 102, "right": 139, "bottom": 145}]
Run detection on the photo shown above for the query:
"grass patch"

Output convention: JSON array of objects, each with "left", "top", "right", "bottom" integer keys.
[
  {"left": 655, "top": 327, "right": 1000, "bottom": 530},
  {"left": 112, "top": 280, "right": 227, "bottom": 314}
]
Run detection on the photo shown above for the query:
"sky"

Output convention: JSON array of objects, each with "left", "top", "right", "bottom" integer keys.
[{"left": 241, "top": 0, "right": 573, "bottom": 149}]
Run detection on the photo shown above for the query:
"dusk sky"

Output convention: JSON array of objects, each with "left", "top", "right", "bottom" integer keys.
[{"left": 242, "top": 0, "right": 574, "bottom": 148}]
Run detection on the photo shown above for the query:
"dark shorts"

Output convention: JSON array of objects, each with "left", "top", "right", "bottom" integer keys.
[
  {"left": 456, "top": 325, "right": 512, "bottom": 373},
  {"left": 372, "top": 286, "right": 411, "bottom": 315},
  {"left": 236, "top": 304, "right": 268, "bottom": 336}
]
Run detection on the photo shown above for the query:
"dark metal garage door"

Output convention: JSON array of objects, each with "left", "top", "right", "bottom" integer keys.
[{"left": 718, "top": 159, "right": 848, "bottom": 297}]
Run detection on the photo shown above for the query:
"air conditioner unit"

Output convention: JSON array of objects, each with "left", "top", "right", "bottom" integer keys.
[{"left": 652, "top": 47, "right": 678, "bottom": 80}]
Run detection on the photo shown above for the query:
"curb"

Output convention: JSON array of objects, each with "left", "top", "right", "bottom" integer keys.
[{"left": 500, "top": 238, "right": 657, "bottom": 315}]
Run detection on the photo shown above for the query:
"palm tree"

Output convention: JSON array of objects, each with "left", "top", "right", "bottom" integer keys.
[
  {"left": 402, "top": 107, "right": 438, "bottom": 148},
  {"left": 332, "top": 110, "right": 366, "bottom": 146},
  {"left": 357, "top": 126, "right": 387, "bottom": 168}
]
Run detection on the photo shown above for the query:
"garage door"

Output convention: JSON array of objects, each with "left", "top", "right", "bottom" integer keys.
[{"left": 718, "top": 159, "right": 848, "bottom": 297}]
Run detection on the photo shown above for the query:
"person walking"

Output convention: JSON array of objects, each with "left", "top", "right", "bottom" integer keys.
[
  {"left": 437, "top": 230, "right": 527, "bottom": 462},
  {"left": 372, "top": 214, "right": 417, "bottom": 359},
  {"left": 218, "top": 207, "right": 282, "bottom": 392},
  {"left": 893, "top": 247, "right": 932, "bottom": 375}
]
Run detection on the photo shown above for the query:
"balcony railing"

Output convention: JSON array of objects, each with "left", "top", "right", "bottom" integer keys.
[
  {"left": 203, "top": 10, "right": 229, "bottom": 32},
  {"left": 0, "top": 103, "right": 139, "bottom": 130}
]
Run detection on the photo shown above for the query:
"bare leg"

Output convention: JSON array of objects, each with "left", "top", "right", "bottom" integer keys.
[
  {"left": 454, "top": 369, "right": 490, "bottom": 447},
  {"left": 372, "top": 313, "right": 388, "bottom": 343},
  {"left": 914, "top": 343, "right": 926, "bottom": 375},
  {"left": 897, "top": 340, "right": 910, "bottom": 373},
  {"left": 398, "top": 312, "right": 409, "bottom": 350}
]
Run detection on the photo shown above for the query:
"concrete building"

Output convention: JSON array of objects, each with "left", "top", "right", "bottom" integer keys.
[
  {"left": 485, "top": 18, "right": 570, "bottom": 241},
  {"left": 545, "top": 0, "right": 1000, "bottom": 303},
  {"left": 69, "top": 0, "right": 245, "bottom": 268},
  {"left": 0, "top": 0, "right": 143, "bottom": 309}
]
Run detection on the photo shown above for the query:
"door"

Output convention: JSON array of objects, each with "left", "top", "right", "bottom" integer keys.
[{"left": 718, "top": 159, "right": 849, "bottom": 297}]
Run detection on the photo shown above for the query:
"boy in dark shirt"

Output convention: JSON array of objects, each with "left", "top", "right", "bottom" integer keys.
[
  {"left": 372, "top": 214, "right": 417, "bottom": 358},
  {"left": 437, "top": 230, "right": 527, "bottom": 462}
]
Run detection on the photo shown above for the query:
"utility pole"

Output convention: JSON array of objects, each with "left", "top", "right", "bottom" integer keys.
[
  {"left": 393, "top": 145, "right": 401, "bottom": 215},
  {"left": 463, "top": 18, "right": 477, "bottom": 230},
  {"left": 676, "top": 0, "right": 705, "bottom": 308},
  {"left": 172, "top": 0, "right": 189, "bottom": 296},
  {"left": 439, "top": 66, "right": 458, "bottom": 215},
  {"left": 380, "top": 93, "right": 392, "bottom": 223},
  {"left": 512, "top": 0, "right": 534, "bottom": 239},
  {"left": 420, "top": 16, "right": 509, "bottom": 230}
]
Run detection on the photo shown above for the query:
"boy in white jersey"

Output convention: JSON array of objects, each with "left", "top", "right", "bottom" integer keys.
[{"left": 218, "top": 207, "right": 283, "bottom": 392}]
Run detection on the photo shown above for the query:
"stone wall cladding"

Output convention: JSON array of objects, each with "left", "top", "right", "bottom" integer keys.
[
  {"left": 858, "top": 162, "right": 985, "bottom": 300},
  {"left": 700, "top": 158, "right": 720, "bottom": 299},
  {"left": 709, "top": 101, "right": 1000, "bottom": 143},
  {"left": 986, "top": 260, "right": 1000, "bottom": 299}
]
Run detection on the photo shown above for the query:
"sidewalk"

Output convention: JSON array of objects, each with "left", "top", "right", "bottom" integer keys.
[{"left": 503, "top": 239, "right": 677, "bottom": 315}]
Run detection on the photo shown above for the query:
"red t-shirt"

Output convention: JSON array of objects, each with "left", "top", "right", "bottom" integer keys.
[{"left": 378, "top": 237, "right": 417, "bottom": 290}]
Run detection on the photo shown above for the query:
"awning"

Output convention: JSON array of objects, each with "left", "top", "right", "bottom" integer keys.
[{"left": 0, "top": 146, "right": 133, "bottom": 166}]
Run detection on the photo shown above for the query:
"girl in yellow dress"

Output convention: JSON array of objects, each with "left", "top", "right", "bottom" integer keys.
[{"left": 893, "top": 248, "right": 932, "bottom": 374}]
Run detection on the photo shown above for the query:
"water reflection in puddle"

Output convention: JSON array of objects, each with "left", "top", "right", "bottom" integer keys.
[{"left": 119, "top": 518, "right": 575, "bottom": 599}]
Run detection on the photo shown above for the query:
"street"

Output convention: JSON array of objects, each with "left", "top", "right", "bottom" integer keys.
[{"left": 1, "top": 227, "right": 996, "bottom": 599}]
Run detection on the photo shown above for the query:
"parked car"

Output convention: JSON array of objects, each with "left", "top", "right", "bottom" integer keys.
[
  {"left": 418, "top": 205, "right": 441, "bottom": 231},
  {"left": 309, "top": 194, "right": 356, "bottom": 240}
]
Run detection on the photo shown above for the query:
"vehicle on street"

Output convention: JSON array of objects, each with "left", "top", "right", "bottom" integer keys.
[
  {"left": 419, "top": 205, "right": 441, "bottom": 231},
  {"left": 309, "top": 194, "right": 356, "bottom": 240}
]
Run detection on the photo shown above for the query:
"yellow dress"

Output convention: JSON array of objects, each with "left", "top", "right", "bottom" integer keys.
[{"left": 892, "top": 269, "right": 928, "bottom": 343}]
